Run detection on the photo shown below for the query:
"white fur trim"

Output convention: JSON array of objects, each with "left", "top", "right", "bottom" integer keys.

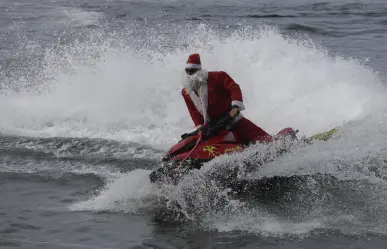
[
  {"left": 186, "top": 63, "right": 202, "bottom": 69},
  {"left": 199, "top": 82, "right": 210, "bottom": 123},
  {"left": 231, "top": 100, "right": 245, "bottom": 111},
  {"left": 189, "top": 91, "right": 203, "bottom": 115}
]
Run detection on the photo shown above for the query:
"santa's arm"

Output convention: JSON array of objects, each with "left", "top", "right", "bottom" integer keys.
[
  {"left": 221, "top": 71, "right": 245, "bottom": 111},
  {"left": 182, "top": 89, "right": 204, "bottom": 127}
]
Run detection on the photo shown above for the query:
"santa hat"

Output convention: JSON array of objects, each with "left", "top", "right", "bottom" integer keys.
[{"left": 185, "top": 53, "right": 202, "bottom": 69}]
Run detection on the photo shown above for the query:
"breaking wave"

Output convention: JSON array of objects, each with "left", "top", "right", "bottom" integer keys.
[{"left": 1, "top": 22, "right": 387, "bottom": 237}]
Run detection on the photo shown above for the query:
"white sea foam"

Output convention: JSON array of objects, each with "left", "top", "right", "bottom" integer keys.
[{"left": 2, "top": 24, "right": 387, "bottom": 236}]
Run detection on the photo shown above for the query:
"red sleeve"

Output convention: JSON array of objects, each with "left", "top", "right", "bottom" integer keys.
[
  {"left": 220, "top": 71, "right": 245, "bottom": 110},
  {"left": 182, "top": 89, "right": 204, "bottom": 127}
]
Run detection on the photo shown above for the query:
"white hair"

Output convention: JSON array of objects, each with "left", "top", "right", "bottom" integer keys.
[{"left": 182, "top": 69, "right": 208, "bottom": 92}]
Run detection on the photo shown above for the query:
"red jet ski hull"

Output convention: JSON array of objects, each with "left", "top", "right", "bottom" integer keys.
[
  {"left": 164, "top": 130, "right": 245, "bottom": 162},
  {"left": 150, "top": 127, "right": 297, "bottom": 184}
]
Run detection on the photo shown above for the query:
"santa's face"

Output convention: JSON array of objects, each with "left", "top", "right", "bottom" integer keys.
[
  {"left": 183, "top": 69, "right": 208, "bottom": 92},
  {"left": 185, "top": 68, "right": 199, "bottom": 75}
]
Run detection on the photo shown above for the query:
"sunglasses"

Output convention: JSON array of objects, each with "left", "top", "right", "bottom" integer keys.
[{"left": 185, "top": 68, "right": 199, "bottom": 75}]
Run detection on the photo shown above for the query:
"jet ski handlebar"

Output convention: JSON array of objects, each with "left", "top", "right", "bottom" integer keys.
[{"left": 180, "top": 109, "right": 239, "bottom": 140}]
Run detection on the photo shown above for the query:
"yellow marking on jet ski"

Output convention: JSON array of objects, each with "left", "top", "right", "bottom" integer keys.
[
  {"left": 224, "top": 146, "right": 243, "bottom": 153},
  {"left": 308, "top": 128, "right": 338, "bottom": 142},
  {"left": 203, "top": 146, "right": 218, "bottom": 156}
]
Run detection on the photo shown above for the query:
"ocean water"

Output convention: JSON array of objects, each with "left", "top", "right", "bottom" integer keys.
[{"left": 1, "top": 0, "right": 387, "bottom": 248}]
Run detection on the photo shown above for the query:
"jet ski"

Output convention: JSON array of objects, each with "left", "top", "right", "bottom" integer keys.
[{"left": 149, "top": 112, "right": 301, "bottom": 185}]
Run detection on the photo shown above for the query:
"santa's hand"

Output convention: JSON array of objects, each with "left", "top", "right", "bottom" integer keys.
[
  {"left": 197, "top": 125, "right": 208, "bottom": 133},
  {"left": 196, "top": 125, "right": 204, "bottom": 131},
  {"left": 197, "top": 125, "right": 210, "bottom": 137},
  {"left": 180, "top": 125, "right": 205, "bottom": 139},
  {"left": 229, "top": 107, "right": 240, "bottom": 118}
]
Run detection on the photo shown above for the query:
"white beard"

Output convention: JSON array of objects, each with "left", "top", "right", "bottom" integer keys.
[{"left": 182, "top": 69, "right": 208, "bottom": 93}]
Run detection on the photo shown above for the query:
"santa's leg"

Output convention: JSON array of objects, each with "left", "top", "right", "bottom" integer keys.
[{"left": 231, "top": 117, "right": 272, "bottom": 144}]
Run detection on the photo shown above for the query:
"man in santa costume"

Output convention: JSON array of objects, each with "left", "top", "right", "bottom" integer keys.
[{"left": 182, "top": 53, "right": 272, "bottom": 144}]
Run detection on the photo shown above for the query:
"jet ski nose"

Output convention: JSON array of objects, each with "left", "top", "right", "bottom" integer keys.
[{"left": 275, "top": 128, "right": 299, "bottom": 141}]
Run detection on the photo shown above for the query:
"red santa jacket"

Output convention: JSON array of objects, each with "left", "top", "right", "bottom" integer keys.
[{"left": 182, "top": 71, "right": 245, "bottom": 127}]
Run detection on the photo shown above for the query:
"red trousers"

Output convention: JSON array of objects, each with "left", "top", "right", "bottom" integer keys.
[{"left": 230, "top": 117, "right": 272, "bottom": 144}]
